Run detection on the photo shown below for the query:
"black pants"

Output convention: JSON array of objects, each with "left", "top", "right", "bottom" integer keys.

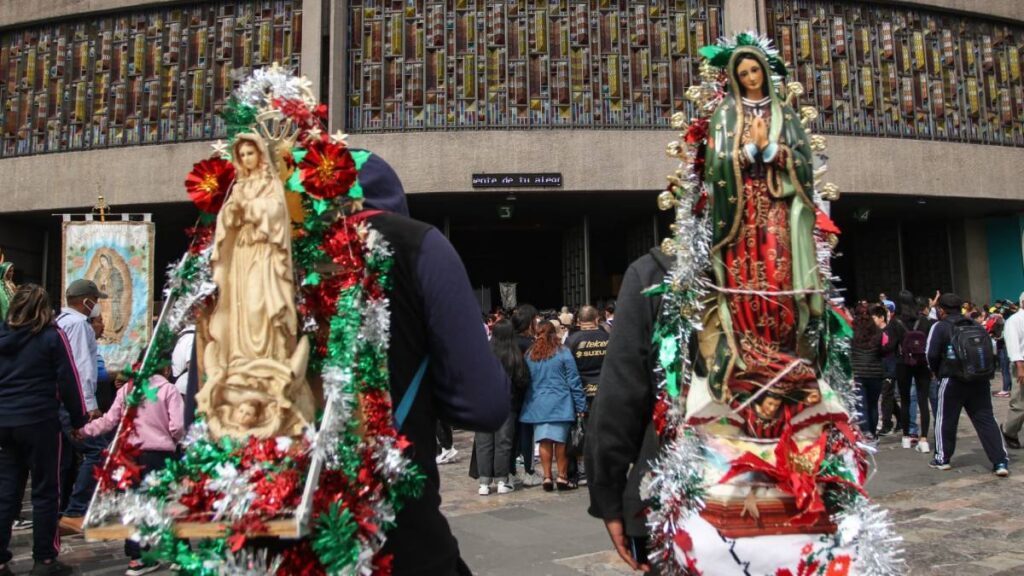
[
  {"left": 898, "top": 363, "right": 932, "bottom": 439},
  {"left": 879, "top": 377, "right": 901, "bottom": 432},
  {"left": 436, "top": 421, "right": 453, "bottom": 452},
  {"left": 935, "top": 378, "right": 1009, "bottom": 466},
  {"left": 124, "top": 450, "right": 175, "bottom": 560},
  {"left": 0, "top": 419, "right": 63, "bottom": 563}
]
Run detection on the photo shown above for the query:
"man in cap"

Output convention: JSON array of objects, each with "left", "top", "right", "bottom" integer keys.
[
  {"left": 56, "top": 279, "right": 107, "bottom": 531},
  {"left": 926, "top": 293, "right": 1009, "bottom": 476},
  {"left": 999, "top": 291, "right": 1024, "bottom": 449}
]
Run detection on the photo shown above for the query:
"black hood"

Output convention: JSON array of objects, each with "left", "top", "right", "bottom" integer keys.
[
  {"left": 0, "top": 323, "right": 35, "bottom": 355},
  {"left": 353, "top": 149, "right": 409, "bottom": 217}
]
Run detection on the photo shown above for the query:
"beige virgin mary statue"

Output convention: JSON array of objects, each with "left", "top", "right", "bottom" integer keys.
[{"left": 197, "top": 133, "right": 315, "bottom": 439}]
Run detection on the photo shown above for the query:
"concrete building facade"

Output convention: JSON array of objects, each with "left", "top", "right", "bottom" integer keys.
[{"left": 1, "top": 0, "right": 1022, "bottom": 309}]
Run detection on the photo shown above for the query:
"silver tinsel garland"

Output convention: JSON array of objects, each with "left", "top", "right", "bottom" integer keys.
[
  {"left": 164, "top": 246, "right": 216, "bottom": 334},
  {"left": 834, "top": 498, "right": 905, "bottom": 576},
  {"left": 640, "top": 429, "right": 707, "bottom": 574},
  {"left": 233, "top": 64, "right": 316, "bottom": 110}
]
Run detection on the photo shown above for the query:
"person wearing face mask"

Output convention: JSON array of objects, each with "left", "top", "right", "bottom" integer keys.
[{"left": 55, "top": 278, "right": 107, "bottom": 532}]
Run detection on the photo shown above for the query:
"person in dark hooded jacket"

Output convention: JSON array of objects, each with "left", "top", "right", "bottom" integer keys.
[
  {"left": 585, "top": 248, "right": 674, "bottom": 574},
  {"left": 346, "top": 151, "right": 512, "bottom": 574},
  {"left": 0, "top": 284, "right": 88, "bottom": 576}
]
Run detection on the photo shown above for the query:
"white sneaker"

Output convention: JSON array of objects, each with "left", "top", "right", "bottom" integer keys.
[
  {"left": 435, "top": 448, "right": 459, "bottom": 465},
  {"left": 901, "top": 436, "right": 913, "bottom": 449},
  {"left": 478, "top": 484, "right": 490, "bottom": 496},
  {"left": 916, "top": 440, "right": 930, "bottom": 453},
  {"left": 496, "top": 481, "right": 515, "bottom": 494}
]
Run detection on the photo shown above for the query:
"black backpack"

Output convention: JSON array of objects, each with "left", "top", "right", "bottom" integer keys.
[{"left": 942, "top": 319, "right": 996, "bottom": 382}]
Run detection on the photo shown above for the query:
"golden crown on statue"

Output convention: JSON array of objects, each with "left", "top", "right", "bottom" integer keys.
[{"left": 255, "top": 109, "right": 299, "bottom": 163}]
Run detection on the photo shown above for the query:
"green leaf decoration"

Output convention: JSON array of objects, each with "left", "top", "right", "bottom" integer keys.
[
  {"left": 350, "top": 149, "right": 372, "bottom": 170},
  {"left": 312, "top": 503, "right": 360, "bottom": 573}
]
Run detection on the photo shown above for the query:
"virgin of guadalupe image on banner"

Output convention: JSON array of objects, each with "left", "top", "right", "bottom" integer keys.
[
  {"left": 62, "top": 221, "right": 154, "bottom": 371},
  {"left": 642, "top": 33, "right": 902, "bottom": 575}
]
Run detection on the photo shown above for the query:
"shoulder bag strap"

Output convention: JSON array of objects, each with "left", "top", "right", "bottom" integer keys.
[{"left": 394, "top": 356, "right": 429, "bottom": 432}]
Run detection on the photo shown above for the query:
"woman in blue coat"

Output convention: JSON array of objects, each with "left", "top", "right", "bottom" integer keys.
[{"left": 521, "top": 321, "right": 587, "bottom": 492}]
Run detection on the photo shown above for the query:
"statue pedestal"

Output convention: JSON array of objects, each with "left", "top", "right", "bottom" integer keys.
[{"left": 699, "top": 488, "right": 836, "bottom": 538}]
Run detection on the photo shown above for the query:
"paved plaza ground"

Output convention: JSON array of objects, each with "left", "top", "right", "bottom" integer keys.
[{"left": 7, "top": 379, "right": 1023, "bottom": 575}]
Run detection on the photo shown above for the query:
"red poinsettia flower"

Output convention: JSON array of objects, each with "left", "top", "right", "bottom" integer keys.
[
  {"left": 718, "top": 428, "right": 866, "bottom": 525},
  {"left": 300, "top": 140, "right": 357, "bottom": 200},
  {"left": 685, "top": 118, "right": 709, "bottom": 145},
  {"left": 185, "top": 157, "right": 235, "bottom": 213}
]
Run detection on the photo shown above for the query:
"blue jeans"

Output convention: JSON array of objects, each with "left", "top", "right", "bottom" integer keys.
[
  {"left": 59, "top": 414, "right": 112, "bottom": 517},
  {"left": 908, "top": 384, "right": 920, "bottom": 436},
  {"left": 857, "top": 377, "right": 884, "bottom": 436},
  {"left": 999, "top": 346, "right": 1012, "bottom": 392}
]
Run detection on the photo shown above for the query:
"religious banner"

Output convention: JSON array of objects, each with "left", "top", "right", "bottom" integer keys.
[{"left": 62, "top": 221, "right": 154, "bottom": 371}]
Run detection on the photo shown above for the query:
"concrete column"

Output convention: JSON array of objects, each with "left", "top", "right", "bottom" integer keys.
[
  {"left": 950, "top": 218, "right": 992, "bottom": 304},
  {"left": 328, "top": 0, "right": 348, "bottom": 132},
  {"left": 723, "top": 0, "right": 766, "bottom": 35},
  {"left": 299, "top": 0, "right": 323, "bottom": 98}
]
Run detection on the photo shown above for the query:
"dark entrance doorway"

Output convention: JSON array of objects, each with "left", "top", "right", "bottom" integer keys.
[{"left": 408, "top": 191, "right": 663, "bottom": 313}]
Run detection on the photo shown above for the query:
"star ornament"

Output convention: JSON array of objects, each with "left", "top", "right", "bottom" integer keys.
[
  {"left": 329, "top": 129, "right": 349, "bottom": 144},
  {"left": 718, "top": 427, "right": 866, "bottom": 525},
  {"left": 210, "top": 139, "right": 229, "bottom": 158}
]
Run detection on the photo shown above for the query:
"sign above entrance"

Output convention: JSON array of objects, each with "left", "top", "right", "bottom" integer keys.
[{"left": 471, "top": 173, "right": 563, "bottom": 188}]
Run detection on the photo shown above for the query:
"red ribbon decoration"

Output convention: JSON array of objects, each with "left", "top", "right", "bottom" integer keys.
[{"left": 718, "top": 427, "right": 866, "bottom": 525}]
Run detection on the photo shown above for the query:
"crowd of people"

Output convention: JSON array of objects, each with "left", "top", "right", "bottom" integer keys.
[
  {"left": 1, "top": 244, "right": 1022, "bottom": 576},
  {"left": 849, "top": 289, "right": 1024, "bottom": 476},
  {"left": 0, "top": 278, "right": 185, "bottom": 576},
  {"left": 442, "top": 302, "right": 615, "bottom": 496}
]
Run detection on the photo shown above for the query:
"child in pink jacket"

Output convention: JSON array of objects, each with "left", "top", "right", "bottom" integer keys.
[{"left": 81, "top": 372, "right": 184, "bottom": 576}]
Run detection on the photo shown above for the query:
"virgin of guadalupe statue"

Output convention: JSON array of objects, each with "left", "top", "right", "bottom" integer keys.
[
  {"left": 699, "top": 46, "right": 824, "bottom": 439},
  {"left": 198, "top": 132, "right": 315, "bottom": 439}
]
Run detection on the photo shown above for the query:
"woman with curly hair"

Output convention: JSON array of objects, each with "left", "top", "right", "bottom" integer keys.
[{"left": 520, "top": 321, "right": 587, "bottom": 492}]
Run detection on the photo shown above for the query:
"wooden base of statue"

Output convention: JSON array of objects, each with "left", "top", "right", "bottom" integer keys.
[
  {"left": 699, "top": 494, "right": 836, "bottom": 539},
  {"left": 83, "top": 397, "right": 337, "bottom": 543}
]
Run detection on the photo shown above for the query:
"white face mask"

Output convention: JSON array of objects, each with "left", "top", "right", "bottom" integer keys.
[{"left": 86, "top": 299, "right": 102, "bottom": 319}]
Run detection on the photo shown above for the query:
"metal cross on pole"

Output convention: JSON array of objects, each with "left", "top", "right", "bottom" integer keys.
[{"left": 93, "top": 195, "right": 108, "bottom": 222}]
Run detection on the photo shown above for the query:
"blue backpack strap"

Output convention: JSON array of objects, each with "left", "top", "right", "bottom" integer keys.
[{"left": 394, "top": 356, "right": 429, "bottom": 431}]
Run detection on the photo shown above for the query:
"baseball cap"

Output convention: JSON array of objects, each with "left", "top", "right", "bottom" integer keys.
[
  {"left": 66, "top": 278, "right": 108, "bottom": 299},
  {"left": 937, "top": 293, "right": 962, "bottom": 311}
]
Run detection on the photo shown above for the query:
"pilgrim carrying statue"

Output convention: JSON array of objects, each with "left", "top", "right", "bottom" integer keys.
[{"left": 197, "top": 128, "right": 315, "bottom": 440}]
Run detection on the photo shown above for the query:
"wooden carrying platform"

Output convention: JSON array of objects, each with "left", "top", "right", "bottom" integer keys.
[
  {"left": 700, "top": 496, "right": 836, "bottom": 539},
  {"left": 82, "top": 395, "right": 334, "bottom": 543}
]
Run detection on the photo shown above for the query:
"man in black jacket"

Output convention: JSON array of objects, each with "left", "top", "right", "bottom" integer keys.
[
  {"left": 585, "top": 249, "right": 673, "bottom": 574},
  {"left": 926, "top": 293, "right": 1009, "bottom": 476}
]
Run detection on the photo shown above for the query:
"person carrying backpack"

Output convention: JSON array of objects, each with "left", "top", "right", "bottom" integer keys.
[
  {"left": 894, "top": 290, "right": 934, "bottom": 454},
  {"left": 926, "top": 293, "right": 1009, "bottom": 476}
]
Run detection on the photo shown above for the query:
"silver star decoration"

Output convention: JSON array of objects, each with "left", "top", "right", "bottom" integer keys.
[
  {"left": 329, "top": 130, "right": 349, "bottom": 144},
  {"left": 305, "top": 126, "right": 322, "bottom": 142},
  {"left": 211, "top": 139, "right": 229, "bottom": 158}
]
